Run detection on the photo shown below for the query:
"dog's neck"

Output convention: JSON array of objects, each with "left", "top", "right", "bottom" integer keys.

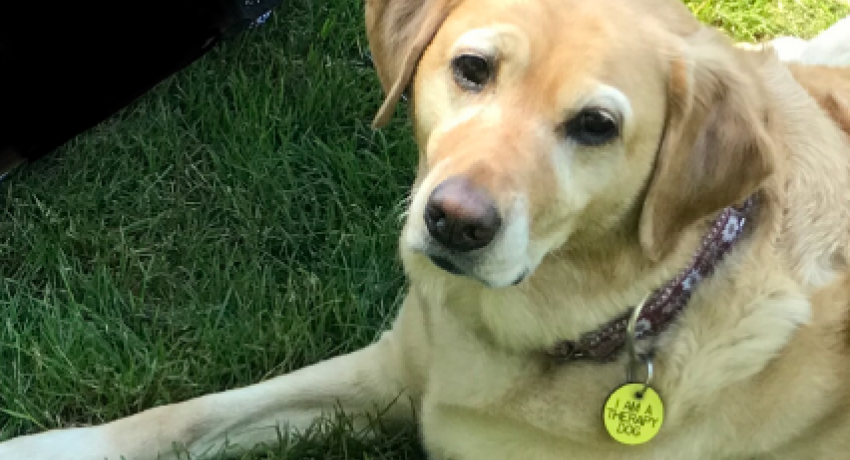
[{"left": 545, "top": 197, "right": 758, "bottom": 363}]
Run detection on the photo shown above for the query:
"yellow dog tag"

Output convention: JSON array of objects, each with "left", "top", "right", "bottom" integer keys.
[{"left": 602, "top": 383, "right": 664, "bottom": 445}]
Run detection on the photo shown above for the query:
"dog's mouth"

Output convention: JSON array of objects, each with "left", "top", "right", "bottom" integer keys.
[
  {"left": 406, "top": 189, "right": 533, "bottom": 288},
  {"left": 427, "top": 254, "right": 528, "bottom": 286},
  {"left": 429, "top": 255, "right": 465, "bottom": 275},
  {"left": 510, "top": 270, "right": 528, "bottom": 286}
]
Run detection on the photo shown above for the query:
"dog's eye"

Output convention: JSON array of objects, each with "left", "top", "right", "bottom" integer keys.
[
  {"left": 451, "top": 53, "right": 492, "bottom": 91},
  {"left": 565, "top": 108, "right": 619, "bottom": 146}
]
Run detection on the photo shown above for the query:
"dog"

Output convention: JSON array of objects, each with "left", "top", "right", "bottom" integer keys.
[{"left": 3, "top": 1, "right": 850, "bottom": 459}]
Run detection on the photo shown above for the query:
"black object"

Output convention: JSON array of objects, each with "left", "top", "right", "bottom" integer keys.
[{"left": 0, "top": 0, "right": 284, "bottom": 173}]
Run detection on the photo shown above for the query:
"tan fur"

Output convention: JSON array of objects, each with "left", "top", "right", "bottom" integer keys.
[
  {"left": 367, "top": 0, "right": 459, "bottom": 127},
  {"left": 395, "top": 4, "right": 850, "bottom": 459},
  {"left": 3, "top": 2, "right": 850, "bottom": 460},
  {"left": 640, "top": 29, "right": 777, "bottom": 261},
  {"left": 790, "top": 65, "right": 850, "bottom": 137}
]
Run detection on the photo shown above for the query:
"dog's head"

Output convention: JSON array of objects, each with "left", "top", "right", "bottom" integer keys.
[{"left": 367, "top": 0, "right": 776, "bottom": 288}]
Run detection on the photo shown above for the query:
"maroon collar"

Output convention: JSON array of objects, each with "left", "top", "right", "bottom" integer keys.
[{"left": 547, "top": 197, "right": 757, "bottom": 363}]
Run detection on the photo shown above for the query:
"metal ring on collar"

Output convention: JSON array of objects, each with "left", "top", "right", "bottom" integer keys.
[{"left": 625, "top": 294, "right": 654, "bottom": 394}]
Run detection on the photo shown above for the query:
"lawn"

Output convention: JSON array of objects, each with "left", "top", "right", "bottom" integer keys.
[{"left": 1, "top": 0, "right": 848, "bottom": 459}]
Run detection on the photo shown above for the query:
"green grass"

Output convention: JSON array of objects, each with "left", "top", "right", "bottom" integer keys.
[{"left": 1, "top": 0, "right": 847, "bottom": 458}]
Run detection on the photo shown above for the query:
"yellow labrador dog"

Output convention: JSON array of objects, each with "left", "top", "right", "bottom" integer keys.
[{"left": 4, "top": 1, "right": 850, "bottom": 459}]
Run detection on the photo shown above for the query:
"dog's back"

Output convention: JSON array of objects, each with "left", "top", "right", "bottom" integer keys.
[{"left": 790, "top": 65, "right": 850, "bottom": 137}]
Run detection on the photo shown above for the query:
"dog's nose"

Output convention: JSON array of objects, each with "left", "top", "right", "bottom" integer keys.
[{"left": 424, "top": 177, "right": 501, "bottom": 252}]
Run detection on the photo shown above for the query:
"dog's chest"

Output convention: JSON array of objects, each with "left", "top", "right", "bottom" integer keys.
[
  {"left": 417, "top": 317, "right": 653, "bottom": 459},
  {"left": 418, "top": 348, "right": 751, "bottom": 460},
  {"left": 413, "top": 277, "right": 821, "bottom": 460}
]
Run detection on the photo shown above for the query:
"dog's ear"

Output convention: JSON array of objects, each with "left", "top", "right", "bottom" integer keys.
[
  {"left": 366, "top": 0, "right": 456, "bottom": 128},
  {"left": 639, "top": 30, "right": 777, "bottom": 261}
]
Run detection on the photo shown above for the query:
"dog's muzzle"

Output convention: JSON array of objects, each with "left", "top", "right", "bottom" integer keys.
[{"left": 419, "top": 176, "right": 520, "bottom": 283}]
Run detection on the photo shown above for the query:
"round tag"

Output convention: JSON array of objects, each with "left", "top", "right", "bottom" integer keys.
[{"left": 602, "top": 383, "right": 664, "bottom": 445}]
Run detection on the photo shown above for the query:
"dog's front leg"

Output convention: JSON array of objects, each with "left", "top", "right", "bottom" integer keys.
[{"left": 0, "top": 331, "right": 415, "bottom": 460}]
